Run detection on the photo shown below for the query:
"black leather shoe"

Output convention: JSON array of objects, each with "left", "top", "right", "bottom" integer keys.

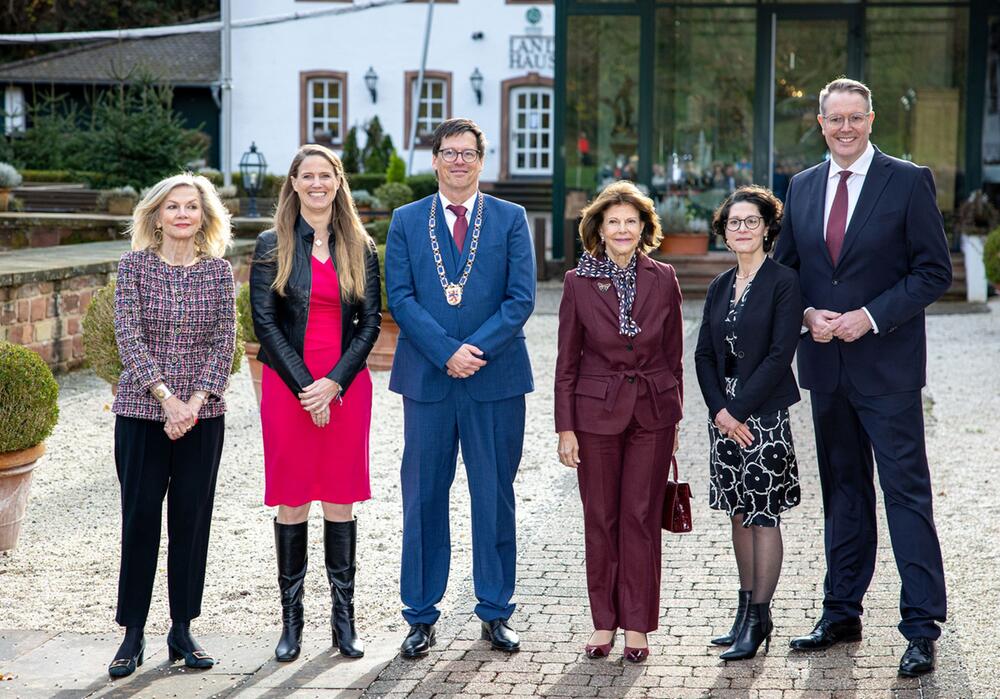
[
  {"left": 481, "top": 619, "right": 520, "bottom": 652},
  {"left": 166, "top": 622, "right": 215, "bottom": 669},
  {"left": 899, "top": 638, "right": 935, "bottom": 677},
  {"left": 108, "top": 630, "right": 145, "bottom": 679},
  {"left": 711, "top": 590, "right": 752, "bottom": 646},
  {"left": 324, "top": 519, "right": 364, "bottom": 658},
  {"left": 720, "top": 603, "right": 773, "bottom": 661},
  {"left": 789, "top": 617, "right": 862, "bottom": 651},
  {"left": 400, "top": 623, "right": 436, "bottom": 658},
  {"left": 274, "top": 519, "right": 308, "bottom": 662}
]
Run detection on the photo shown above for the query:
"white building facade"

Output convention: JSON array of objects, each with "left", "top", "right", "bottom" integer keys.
[{"left": 230, "top": 0, "right": 555, "bottom": 182}]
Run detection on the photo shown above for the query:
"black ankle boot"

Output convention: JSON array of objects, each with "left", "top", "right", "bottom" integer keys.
[
  {"left": 108, "top": 626, "right": 145, "bottom": 679},
  {"left": 720, "top": 603, "right": 773, "bottom": 661},
  {"left": 711, "top": 590, "right": 752, "bottom": 646},
  {"left": 166, "top": 621, "right": 214, "bottom": 669},
  {"left": 274, "top": 519, "right": 308, "bottom": 662},
  {"left": 324, "top": 518, "right": 364, "bottom": 658}
]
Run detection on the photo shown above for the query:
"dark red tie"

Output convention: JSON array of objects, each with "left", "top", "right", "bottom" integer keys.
[
  {"left": 447, "top": 204, "right": 468, "bottom": 250},
  {"left": 826, "top": 170, "right": 852, "bottom": 264}
]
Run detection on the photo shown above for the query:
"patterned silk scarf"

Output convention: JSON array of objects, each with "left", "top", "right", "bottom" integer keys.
[{"left": 575, "top": 251, "right": 641, "bottom": 337}]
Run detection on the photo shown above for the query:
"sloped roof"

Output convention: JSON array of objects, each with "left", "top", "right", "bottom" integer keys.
[{"left": 0, "top": 31, "right": 219, "bottom": 87}]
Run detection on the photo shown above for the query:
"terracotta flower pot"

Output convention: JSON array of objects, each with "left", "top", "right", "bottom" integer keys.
[
  {"left": 244, "top": 342, "right": 264, "bottom": 408},
  {"left": 369, "top": 312, "right": 398, "bottom": 372},
  {"left": 0, "top": 443, "right": 45, "bottom": 552},
  {"left": 659, "top": 233, "right": 710, "bottom": 256}
]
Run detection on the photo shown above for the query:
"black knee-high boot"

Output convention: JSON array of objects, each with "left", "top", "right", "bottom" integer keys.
[
  {"left": 711, "top": 590, "right": 752, "bottom": 646},
  {"left": 720, "top": 603, "right": 773, "bottom": 661},
  {"left": 274, "top": 519, "right": 308, "bottom": 662},
  {"left": 324, "top": 518, "right": 364, "bottom": 658}
]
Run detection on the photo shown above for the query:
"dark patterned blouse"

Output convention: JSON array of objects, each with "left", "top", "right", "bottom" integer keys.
[{"left": 112, "top": 250, "right": 236, "bottom": 421}]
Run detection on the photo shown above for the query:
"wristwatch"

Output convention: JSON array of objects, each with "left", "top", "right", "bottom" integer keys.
[{"left": 151, "top": 383, "right": 173, "bottom": 402}]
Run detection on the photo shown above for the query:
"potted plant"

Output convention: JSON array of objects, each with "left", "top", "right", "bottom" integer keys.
[
  {"left": 82, "top": 279, "right": 245, "bottom": 393},
  {"left": 0, "top": 342, "right": 59, "bottom": 551},
  {"left": 657, "top": 196, "right": 711, "bottom": 256},
  {"left": 236, "top": 283, "right": 263, "bottom": 406},
  {"left": 369, "top": 244, "right": 397, "bottom": 372},
  {"left": 984, "top": 225, "right": 1000, "bottom": 294},
  {"left": 0, "top": 162, "right": 23, "bottom": 212},
  {"left": 100, "top": 186, "right": 139, "bottom": 215},
  {"left": 218, "top": 184, "right": 240, "bottom": 217}
]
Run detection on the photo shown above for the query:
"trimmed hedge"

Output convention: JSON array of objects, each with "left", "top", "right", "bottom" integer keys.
[
  {"left": 365, "top": 219, "right": 391, "bottom": 246},
  {"left": 348, "top": 173, "right": 387, "bottom": 194},
  {"left": 405, "top": 174, "right": 438, "bottom": 200},
  {"left": 0, "top": 342, "right": 59, "bottom": 453},
  {"left": 236, "top": 283, "right": 257, "bottom": 343},
  {"left": 985, "top": 226, "right": 1000, "bottom": 286}
]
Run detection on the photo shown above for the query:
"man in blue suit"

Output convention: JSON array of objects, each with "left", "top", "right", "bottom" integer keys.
[
  {"left": 774, "top": 79, "right": 951, "bottom": 677},
  {"left": 385, "top": 118, "right": 535, "bottom": 658}
]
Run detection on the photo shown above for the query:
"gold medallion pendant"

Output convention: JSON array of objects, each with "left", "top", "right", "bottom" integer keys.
[{"left": 445, "top": 284, "right": 463, "bottom": 306}]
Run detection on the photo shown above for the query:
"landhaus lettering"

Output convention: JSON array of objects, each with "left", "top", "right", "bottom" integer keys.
[{"left": 509, "top": 35, "right": 555, "bottom": 70}]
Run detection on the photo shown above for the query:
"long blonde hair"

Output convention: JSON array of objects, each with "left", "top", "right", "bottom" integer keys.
[
  {"left": 127, "top": 173, "right": 233, "bottom": 258},
  {"left": 271, "top": 144, "right": 373, "bottom": 300}
]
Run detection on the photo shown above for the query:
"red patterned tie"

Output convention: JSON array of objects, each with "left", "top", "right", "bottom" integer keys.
[
  {"left": 446, "top": 204, "right": 468, "bottom": 251},
  {"left": 826, "top": 170, "right": 852, "bottom": 264}
]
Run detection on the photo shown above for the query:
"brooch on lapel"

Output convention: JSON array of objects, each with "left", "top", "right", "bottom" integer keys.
[{"left": 597, "top": 282, "right": 611, "bottom": 293}]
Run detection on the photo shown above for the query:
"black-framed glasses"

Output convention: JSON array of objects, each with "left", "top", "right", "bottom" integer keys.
[
  {"left": 822, "top": 112, "right": 871, "bottom": 128},
  {"left": 437, "top": 148, "right": 481, "bottom": 163},
  {"left": 726, "top": 216, "right": 763, "bottom": 231}
]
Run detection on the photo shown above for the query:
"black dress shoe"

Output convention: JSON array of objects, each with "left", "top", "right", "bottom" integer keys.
[
  {"left": 481, "top": 619, "right": 520, "bottom": 652},
  {"left": 789, "top": 617, "right": 862, "bottom": 651},
  {"left": 400, "top": 623, "right": 436, "bottom": 658},
  {"left": 899, "top": 638, "right": 935, "bottom": 677},
  {"left": 108, "top": 631, "right": 145, "bottom": 679},
  {"left": 166, "top": 622, "right": 215, "bottom": 669}
]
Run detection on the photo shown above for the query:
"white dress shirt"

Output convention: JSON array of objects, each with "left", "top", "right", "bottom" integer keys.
[
  {"left": 814, "top": 142, "right": 880, "bottom": 333},
  {"left": 439, "top": 190, "right": 478, "bottom": 239}
]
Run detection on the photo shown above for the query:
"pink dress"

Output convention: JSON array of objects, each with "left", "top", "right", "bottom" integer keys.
[{"left": 261, "top": 256, "right": 373, "bottom": 506}]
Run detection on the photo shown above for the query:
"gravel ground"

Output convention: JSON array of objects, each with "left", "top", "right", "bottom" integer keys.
[{"left": 1, "top": 289, "right": 997, "bottom": 694}]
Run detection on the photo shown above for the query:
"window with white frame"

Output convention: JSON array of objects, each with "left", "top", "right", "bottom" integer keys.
[
  {"left": 303, "top": 74, "right": 345, "bottom": 145},
  {"left": 406, "top": 72, "right": 451, "bottom": 147}
]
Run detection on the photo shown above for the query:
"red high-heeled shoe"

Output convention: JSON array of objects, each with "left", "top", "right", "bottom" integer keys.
[
  {"left": 584, "top": 631, "right": 616, "bottom": 659},
  {"left": 623, "top": 645, "right": 650, "bottom": 663}
]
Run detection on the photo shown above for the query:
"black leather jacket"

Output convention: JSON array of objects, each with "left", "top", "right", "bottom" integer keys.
[{"left": 249, "top": 216, "right": 381, "bottom": 397}]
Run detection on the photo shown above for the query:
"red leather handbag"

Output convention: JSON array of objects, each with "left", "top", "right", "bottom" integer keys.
[{"left": 662, "top": 456, "right": 693, "bottom": 533}]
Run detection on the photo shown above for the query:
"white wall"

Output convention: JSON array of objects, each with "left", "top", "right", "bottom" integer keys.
[{"left": 230, "top": 0, "right": 554, "bottom": 179}]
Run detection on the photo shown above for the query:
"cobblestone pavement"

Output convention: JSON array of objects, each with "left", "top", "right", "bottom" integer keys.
[{"left": 0, "top": 286, "right": 997, "bottom": 698}]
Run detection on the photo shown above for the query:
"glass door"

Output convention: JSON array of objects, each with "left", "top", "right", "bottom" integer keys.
[{"left": 510, "top": 86, "right": 554, "bottom": 177}]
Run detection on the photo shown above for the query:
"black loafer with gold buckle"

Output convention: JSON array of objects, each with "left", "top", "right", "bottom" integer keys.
[
  {"left": 108, "top": 636, "right": 145, "bottom": 679},
  {"left": 167, "top": 622, "right": 216, "bottom": 669}
]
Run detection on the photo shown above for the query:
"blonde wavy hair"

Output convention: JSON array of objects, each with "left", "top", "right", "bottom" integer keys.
[
  {"left": 127, "top": 173, "right": 233, "bottom": 258},
  {"left": 270, "top": 144, "right": 373, "bottom": 300}
]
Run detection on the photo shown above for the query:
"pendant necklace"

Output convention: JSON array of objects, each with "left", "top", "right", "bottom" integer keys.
[{"left": 428, "top": 193, "right": 484, "bottom": 306}]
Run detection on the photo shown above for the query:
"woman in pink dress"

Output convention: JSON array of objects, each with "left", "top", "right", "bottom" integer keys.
[{"left": 249, "top": 144, "right": 380, "bottom": 662}]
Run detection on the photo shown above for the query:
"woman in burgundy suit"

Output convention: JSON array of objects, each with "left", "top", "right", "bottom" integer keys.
[{"left": 555, "top": 181, "right": 684, "bottom": 663}]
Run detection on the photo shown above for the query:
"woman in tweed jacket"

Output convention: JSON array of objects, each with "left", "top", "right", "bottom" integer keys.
[{"left": 108, "top": 173, "right": 236, "bottom": 679}]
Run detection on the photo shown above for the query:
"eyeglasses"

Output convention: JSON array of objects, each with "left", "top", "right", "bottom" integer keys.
[
  {"left": 726, "top": 216, "right": 763, "bottom": 231},
  {"left": 822, "top": 112, "right": 871, "bottom": 128},
  {"left": 437, "top": 148, "right": 481, "bottom": 163}
]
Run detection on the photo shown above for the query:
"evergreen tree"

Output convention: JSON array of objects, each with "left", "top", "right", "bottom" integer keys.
[
  {"left": 386, "top": 152, "right": 406, "bottom": 183},
  {"left": 362, "top": 116, "right": 388, "bottom": 173},
  {"left": 341, "top": 126, "right": 361, "bottom": 173}
]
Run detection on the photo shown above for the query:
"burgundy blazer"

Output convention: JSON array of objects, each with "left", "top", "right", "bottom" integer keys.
[{"left": 554, "top": 255, "right": 684, "bottom": 435}]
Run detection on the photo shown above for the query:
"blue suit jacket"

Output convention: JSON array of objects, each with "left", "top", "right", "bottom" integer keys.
[
  {"left": 385, "top": 192, "right": 535, "bottom": 403},
  {"left": 773, "top": 148, "right": 952, "bottom": 396}
]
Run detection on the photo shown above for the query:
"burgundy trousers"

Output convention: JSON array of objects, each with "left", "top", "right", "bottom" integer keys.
[{"left": 576, "top": 418, "right": 676, "bottom": 632}]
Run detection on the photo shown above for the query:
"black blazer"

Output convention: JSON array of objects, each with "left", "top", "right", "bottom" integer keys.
[
  {"left": 249, "top": 216, "right": 381, "bottom": 397},
  {"left": 694, "top": 256, "right": 803, "bottom": 423}
]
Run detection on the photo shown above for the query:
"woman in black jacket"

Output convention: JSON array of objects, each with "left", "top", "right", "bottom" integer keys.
[
  {"left": 250, "top": 144, "right": 380, "bottom": 663},
  {"left": 695, "top": 185, "right": 803, "bottom": 660}
]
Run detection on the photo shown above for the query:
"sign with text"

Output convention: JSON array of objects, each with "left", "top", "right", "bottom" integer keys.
[{"left": 509, "top": 35, "right": 554, "bottom": 71}]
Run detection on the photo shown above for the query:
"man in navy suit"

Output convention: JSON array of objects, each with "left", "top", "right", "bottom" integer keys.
[
  {"left": 385, "top": 118, "right": 535, "bottom": 658},
  {"left": 774, "top": 79, "right": 951, "bottom": 677}
]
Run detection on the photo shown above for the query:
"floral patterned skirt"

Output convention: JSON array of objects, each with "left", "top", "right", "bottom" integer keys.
[{"left": 708, "top": 377, "right": 800, "bottom": 527}]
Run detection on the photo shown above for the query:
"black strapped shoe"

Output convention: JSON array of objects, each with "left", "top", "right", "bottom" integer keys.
[
  {"left": 899, "top": 638, "right": 935, "bottom": 677},
  {"left": 400, "top": 623, "right": 436, "bottom": 659},
  {"left": 720, "top": 603, "right": 773, "bottom": 661},
  {"left": 166, "top": 621, "right": 215, "bottom": 669},
  {"left": 274, "top": 519, "right": 309, "bottom": 662},
  {"left": 481, "top": 619, "right": 520, "bottom": 652},
  {"left": 789, "top": 617, "right": 862, "bottom": 651},
  {"left": 324, "top": 518, "right": 364, "bottom": 658},
  {"left": 711, "top": 590, "right": 752, "bottom": 646},
  {"left": 108, "top": 628, "right": 145, "bottom": 679}
]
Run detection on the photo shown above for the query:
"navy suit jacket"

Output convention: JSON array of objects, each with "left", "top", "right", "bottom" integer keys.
[
  {"left": 385, "top": 192, "right": 535, "bottom": 403},
  {"left": 694, "top": 257, "right": 803, "bottom": 423},
  {"left": 773, "top": 148, "right": 952, "bottom": 396}
]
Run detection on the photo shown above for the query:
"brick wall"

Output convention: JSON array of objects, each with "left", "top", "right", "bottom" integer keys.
[{"left": 1, "top": 246, "right": 253, "bottom": 373}]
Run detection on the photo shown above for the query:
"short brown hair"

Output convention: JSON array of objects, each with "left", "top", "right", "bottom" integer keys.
[
  {"left": 819, "top": 77, "right": 873, "bottom": 114},
  {"left": 578, "top": 181, "right": 663, "bottom": 257},
  {"left": 711, "top": 185, "right": 783, "bottom": 254},
  {"left": 431, "top": 118, "right": 487, "bottom": 157}
]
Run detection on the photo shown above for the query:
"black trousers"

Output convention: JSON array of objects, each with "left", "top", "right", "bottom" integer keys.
[
  {"left": 114, "top": 415, "right": 224, "bottom": 627},
  {"left": 811, "top": 367, "right": 946, "bottom": 640}
]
